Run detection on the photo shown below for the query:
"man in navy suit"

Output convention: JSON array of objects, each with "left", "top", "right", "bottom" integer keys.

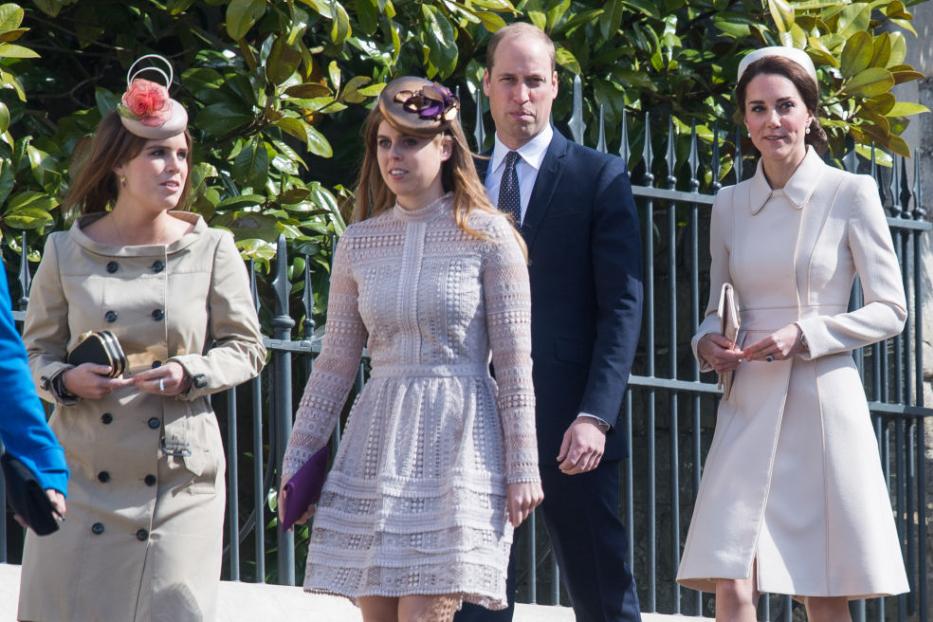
[{"left": 456, "top": 22, "right": 643, "bottom": 622}]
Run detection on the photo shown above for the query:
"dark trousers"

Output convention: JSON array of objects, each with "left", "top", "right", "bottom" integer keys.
[{"left": 455, "top": 460, "right": 641, "bottom": 622}]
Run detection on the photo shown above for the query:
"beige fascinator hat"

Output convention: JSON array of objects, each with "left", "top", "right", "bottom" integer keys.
[
  {"left": 379, "top": 76, "right": 460, "bottom": 134},
  {"left": 117, "top": 54, "right": 188, "bottom": 139},
  {"left": 737, "top": 46, "right": 818, "bottom": 86}
]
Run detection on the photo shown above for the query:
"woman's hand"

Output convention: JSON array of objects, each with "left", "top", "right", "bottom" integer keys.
[
  {"left": 277, "top": 483, "right": 315, "bottom": 530},
  {"left": 743, "top": 323, "right": 803, "bottom": 362},
  {"left": 697, "top": 334, "right": 745, "bottom": 374},
  {"left": 62, "top": 363, "right": 132, "bottom": 400},
  {"left": 506, "top": 481, "right": 544, "bottom": 528},
  {"left": 14, "top": 489, "right": 66, "bottom": 531},
  {"left": 131, "top": 362, "right": 191, "bottom": 396}
]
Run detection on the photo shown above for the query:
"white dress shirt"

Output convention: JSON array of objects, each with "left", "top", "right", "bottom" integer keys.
[{"left": 484, "top": 126, "right": 610, "bottom": 434}]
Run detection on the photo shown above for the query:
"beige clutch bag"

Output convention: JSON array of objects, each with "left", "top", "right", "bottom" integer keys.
[{"left": 717, "top": 283, "right": 740, "bottom": 399}]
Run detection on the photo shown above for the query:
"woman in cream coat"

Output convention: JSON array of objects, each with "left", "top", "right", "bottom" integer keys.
[
  {"left": 676, "top": 47, "right": 909, "bottom": 621},
  {"left": 18, "top": 58, "right": 265, "bottom": 622}
]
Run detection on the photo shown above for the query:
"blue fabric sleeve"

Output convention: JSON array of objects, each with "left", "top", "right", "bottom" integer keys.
[{"left": 0, "top": 268, "right": 68, "bottom": 495}]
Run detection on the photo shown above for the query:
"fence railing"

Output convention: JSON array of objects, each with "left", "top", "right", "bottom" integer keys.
[{"left": 4, "top": 77, "right": 931, "bottom": 621}]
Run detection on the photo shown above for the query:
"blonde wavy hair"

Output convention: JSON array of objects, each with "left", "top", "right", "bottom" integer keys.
[{"left": 351, "top": 104, "right": 527, "bottom": 257}]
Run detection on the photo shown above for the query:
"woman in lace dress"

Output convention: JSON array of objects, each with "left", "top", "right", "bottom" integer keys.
[{"left": 280, "top": 76, "right": 543, "bottom": 621}]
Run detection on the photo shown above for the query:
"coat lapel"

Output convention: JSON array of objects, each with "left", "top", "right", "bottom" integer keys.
[{"left": 522, "top": 130, "right": 569, "bottom": 251}]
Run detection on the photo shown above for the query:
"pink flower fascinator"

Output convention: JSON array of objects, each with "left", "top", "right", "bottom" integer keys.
[{"left": 117, "top": 54, "right": 188, "bottom": 140}]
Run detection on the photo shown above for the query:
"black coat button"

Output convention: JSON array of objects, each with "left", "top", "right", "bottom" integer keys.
[
  {"left": 151, "top": 309, "right": 164, "bottom": 321},
  {"left": 193, "top": 374, "right": 208, "bottom": 389},
  {"left": 106, "top": 261, "right": 119, "bottom": 274},
  {"left": 144, "top": 474, "right": 157, "bottom": 486},
  {"left": 147, "top": 417, "right": 160, "bottom": 430},
  {"left": 136, "top": 528, "right": 149, "bottom": 541},
  {"left": 97, "top": 471, "right": 110, "bottom": 483},
  {"left": 151, "top": 260, "right": 165, "bottom": 273},
  {"left": 91, "top": 522, "right": 105, "bottom": 535},
  {"left": 105, "top": 310, "right": 118, "bottom": 323},
  {"left": 151, "top": 360, "right": 162, "bottom": 368},
  {"left": 101, "top": 413, "right": 113, "bottom": 425}
]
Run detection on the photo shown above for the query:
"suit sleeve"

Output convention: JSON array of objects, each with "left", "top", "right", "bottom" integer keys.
[
  {"left": 578, "top": 157, "right": 644, "bottom": 428},
  {"left": 796, "top": 175, "right": 906, "bottom": 359},
  {"left": 282, "top": 235, "right": 366, "bottom": 483},
  {"left": 169, "top": 233, "right": 267, "bottom": 400},
  {"left": 2, "top": 264, "right": 68, "bottom": 494},
  {"left": 691, "top": 187, "right": 734, "bottom": 371}
]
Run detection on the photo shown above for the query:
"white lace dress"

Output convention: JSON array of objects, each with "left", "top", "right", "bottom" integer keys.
[{"left": 282, "top": 194, "right": 539, "bottom": 610}]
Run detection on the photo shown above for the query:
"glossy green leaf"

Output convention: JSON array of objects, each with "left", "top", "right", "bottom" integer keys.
[
  {"left": 844, "top": 68, "right": 894, "bottom": 98},
  {"left": 95, "top": 87, "right": 119, "bottom": 116},
  {"left": 4, "top": 206, "right": 54, "bottom": 230},
  {"left": 330, "top": 1, "right": 352, "bottom": 45},
  {"left": 840, "top": 31, "right": 872, "bottom": 78},
  {"left": 767, "top": 0, "right": 794, "bottom": 34},
  {"left": 340, "top": 75, "right": 372, "bottom": 104},
  {"left": 232, "top": 141, "right": 270, "bottom": 189},
  {"left": 0, "top": 42, "right": 37, "bottom": 58},
  {"left": 267, "top": 37, "right": 302, "bottom": 85},
  {"left": 0, "top": 100, "right": 9, "bottom": 134},
  {"left": 6, "top": 191, "right": 58, "bottom": 213},
  {"left": 421, "top": 4, "right": 458, "bottom": 78},
  {"left": 306, "top": 125, "right": 333, "bottom": 158},
  {"left": 0, "top": 4, "right": 24, "bottom": 32},
  {"left": 225, "top": 0, "right": 265, "bottom": 41},
  {"left": 476, "top": 11, "right": 506, "bottom": 32},
  {"left": 884, "top": 102, "right": 929, "bottom": 117},
  {"left": 195, "top": 103, "right": 253, "bottom": 137}
]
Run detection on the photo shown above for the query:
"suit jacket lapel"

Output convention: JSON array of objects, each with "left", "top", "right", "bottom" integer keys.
[{"left": 522, "top": 130, "right": 568, "bottom": 251}]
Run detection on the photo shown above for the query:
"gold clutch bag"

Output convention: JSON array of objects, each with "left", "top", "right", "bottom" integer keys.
[{"left": 717, "top": 283, "right": 740, "bottom": 400}]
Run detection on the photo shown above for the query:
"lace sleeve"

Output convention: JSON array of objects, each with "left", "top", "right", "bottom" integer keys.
[
  {"left": 282, "top": 235, "right": 366, "bottom": 482},
  {"left": 482, "top": 217, "right": 539, "bottom": 484}
]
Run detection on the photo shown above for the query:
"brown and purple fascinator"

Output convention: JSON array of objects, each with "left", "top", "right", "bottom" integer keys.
[
  {"left": 379, "top": 76, "right": 460, "bottom": 133},
  {"left": 117, "top": 54, "right": 188, "bottom": 140}
]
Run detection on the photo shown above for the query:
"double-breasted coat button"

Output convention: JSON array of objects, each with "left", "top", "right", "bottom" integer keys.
[
  {"left": 101, "top": 412, "right": 113, "bottom": 425},
  {"left": 144, "top": 474, "right": 157, "bottom": 486},
  {"left": 193, "top": 374, "right": 208, "bottom": 389},
  {"left": 136, "top": 529, "right": 149, "bottom": 541},
  {"left": 151, "top": 260, "right": 165, "bottom": 273},
  {"left": 106, "top": 261, "right": 119, "bottom": 274},
  {"left": 147, "top": 417, "right": 160, "bottom": 430},
  {"left": 91, "top": 522, "right": 105, "bottom": 535},
  {"left": 97, "top": 471, "right": 110, "bottom": 483},
  {"left": 104, "top": 310, "right": 118, "bottom": 323},
  {"left": 152, "top": 309, "right": 164, "bottom": 321},
  {"left": 151, "top": 360, "right": 162, "bottom": 368}
]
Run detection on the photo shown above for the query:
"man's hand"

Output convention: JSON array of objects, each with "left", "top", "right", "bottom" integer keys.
[{"left": 557, "top": 418, "right": 606, "bottom": 475}]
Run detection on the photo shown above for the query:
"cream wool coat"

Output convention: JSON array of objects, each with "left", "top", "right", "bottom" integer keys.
[
  {"left": 676, "top": 148, "right": 910, "bottom": 598},
  {"left": 18, "top": 213, "right": 265, "bottom": 622}
]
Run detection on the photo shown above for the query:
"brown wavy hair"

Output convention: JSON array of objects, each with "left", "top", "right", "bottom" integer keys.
[
  {"left": 351, "top": 104, "right": 526, "bottom": 257},
  {"left": 64, "top": 111, "right": 193, "bottom": 215},
  {"left": 735, "top": 55, "right": 828, "bottom": 154}
]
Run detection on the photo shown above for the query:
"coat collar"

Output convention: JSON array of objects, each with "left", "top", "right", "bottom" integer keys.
[
  {"left": 749, "top": 147, "right": 824, "bottom": 215},
  {"left": 70, "top": 211, "right": 208, "bottom": 257}
]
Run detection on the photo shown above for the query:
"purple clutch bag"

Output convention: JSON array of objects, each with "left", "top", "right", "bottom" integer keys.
[{"left": 281, "top": 445, "right": 329, "bottom": 531}]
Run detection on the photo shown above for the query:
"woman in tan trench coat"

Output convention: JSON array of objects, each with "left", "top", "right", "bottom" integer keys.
[
  {"left": 676, "top": 47, "right": 909, "bottom": 621},
  {"left": 18, "top": 57, "right": 265, "bottom": 622}
]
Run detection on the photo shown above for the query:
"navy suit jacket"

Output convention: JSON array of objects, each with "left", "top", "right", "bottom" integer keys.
[
  {"left": 0, "top": 268, "right": 68, "bottom": 493},
  {"left": 480, "top": 129, "right": 643, "bottom": 462}
]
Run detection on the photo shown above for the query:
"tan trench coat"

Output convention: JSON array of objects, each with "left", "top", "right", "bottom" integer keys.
[
  {"left": 18, "top": 212, "right": 265, "bottom": 622},
  {"left": 676, "top": 149, "right": 910, "bottom": 598}
]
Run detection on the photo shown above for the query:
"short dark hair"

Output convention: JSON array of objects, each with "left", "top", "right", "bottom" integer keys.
[
  {"left": 735, "top": 55, "right": 828, "bottom": 154},
  {"left": 486, "top": 22, "right": 556, "bottom": 73}
]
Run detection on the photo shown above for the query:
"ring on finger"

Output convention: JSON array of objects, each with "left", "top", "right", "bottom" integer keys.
[{"left": 158, "top": 377, "right": 165, "bottom": 392}]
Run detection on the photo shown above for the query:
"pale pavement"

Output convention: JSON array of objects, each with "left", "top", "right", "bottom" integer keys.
[{"left": 0, "top": 563, "right": 709, "bottom": 621}]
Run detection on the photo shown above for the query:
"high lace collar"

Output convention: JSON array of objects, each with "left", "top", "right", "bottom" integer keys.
[{"left": 392, "top": 192, "right": 453, "bottom": 223}]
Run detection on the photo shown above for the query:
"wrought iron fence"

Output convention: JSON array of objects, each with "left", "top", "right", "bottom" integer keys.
[{"left": 3, "top": 77, "right": 930, "bottom": 621}]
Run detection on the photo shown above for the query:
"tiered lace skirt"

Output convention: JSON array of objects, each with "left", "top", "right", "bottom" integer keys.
[{"left": 303, "top": 367, "right": 513, "bottom": 610}]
